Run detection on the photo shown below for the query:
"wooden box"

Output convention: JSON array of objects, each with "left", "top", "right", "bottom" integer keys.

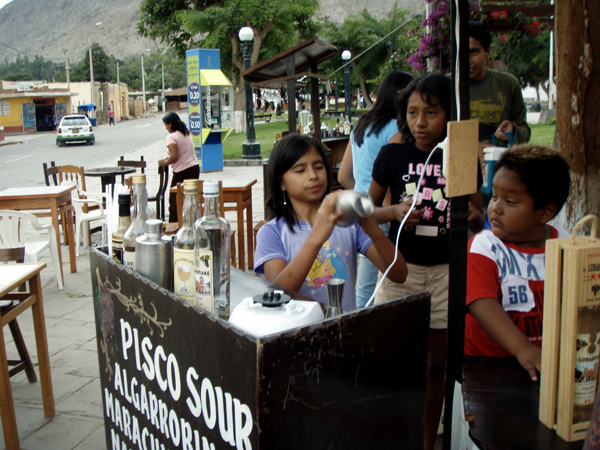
[
  {"left": 90, "top": 247, "right": 431, "bottom": 449},
  {"left": 540, "top": 216, "right": 600, "bottom": 441}
]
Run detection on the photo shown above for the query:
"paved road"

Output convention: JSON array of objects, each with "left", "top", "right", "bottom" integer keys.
[{"left": 0, "top": 114, "right": 173, "bottom": 190}]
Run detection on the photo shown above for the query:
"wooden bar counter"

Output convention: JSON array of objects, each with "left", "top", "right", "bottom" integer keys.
[
  {"left": 463, "top": 356, "right": 585, "bottom": 450},
  {"left": 90, "top": 247, "right": 431, "bottom": 449}
]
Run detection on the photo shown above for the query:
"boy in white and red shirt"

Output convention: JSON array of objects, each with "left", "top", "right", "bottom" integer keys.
[{"left": 464, "top": 144, "right": 571, "bottom": 382}]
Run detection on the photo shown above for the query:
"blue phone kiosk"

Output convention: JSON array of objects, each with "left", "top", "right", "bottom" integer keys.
[{"left": 186, "top": 48, "right": 234, "bottom": 172}]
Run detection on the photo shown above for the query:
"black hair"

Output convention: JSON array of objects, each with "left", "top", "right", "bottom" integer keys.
[
  {"left": 353, "top": 71, "right": 413, "bottom": 146},
  {"left": 265, "top": 134, "right": 332, "bottom": 230},
  {"left": 162, "top": 112, "right": 190, "bottom": 136},
  {"left": 468, "top": 21, "right": 491, "bottom": 51},
  {"left": 494, "top": 144, "right": 571, "bottom": 214},
  {"left": 395, "top": 73, "right": 452, "bottom": 144}
]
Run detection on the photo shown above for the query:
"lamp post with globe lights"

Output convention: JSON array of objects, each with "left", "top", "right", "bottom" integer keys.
[
  {"left": 342, "top": 50, "right": 352, "bottom": 123},
  {"left": 238, "top": 27, "right": 261, "bottom": 159}
]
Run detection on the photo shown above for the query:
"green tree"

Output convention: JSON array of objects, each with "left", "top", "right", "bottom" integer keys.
[
  {"left": 71, "top": 43, "right": 111, "bottom": 82},
  {"left": 319, "top": 5, "right": 421, "bottom": 107},
  {"left": 491, "top": 28, "right": 550, "bottom": 98},
  {"left": 138, "top": 0, "right": 319, "bottom": 130}
]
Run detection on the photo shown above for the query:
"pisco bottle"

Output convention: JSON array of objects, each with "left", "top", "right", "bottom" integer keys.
[
  {"left": 344, "top": 113, "right": 352, "bottom": 136},
  {"left": 123, "top": 174, "right": 150, "bottom": 269},
  {"left": 174, "top": 179, "right": 200, "bottom": 305},
  {"left": 194, "top": 181, "right": 231, "bottom": 319},
  {"left": 111, "top": 193, "right": 131, "bottom": 264},
  {"left": 573, "top": 305, "right": 600, "bottom": 423}
]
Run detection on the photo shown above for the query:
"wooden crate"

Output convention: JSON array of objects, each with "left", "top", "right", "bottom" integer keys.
[{"left": 540, "top": 215, "right": 600, "bottom": 441}]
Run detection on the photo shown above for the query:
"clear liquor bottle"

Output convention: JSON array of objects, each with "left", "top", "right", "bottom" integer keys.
[
  {"left": 111, "top": 193, "right": 131, "bottom": 264},
  {"left": 344, "top": 113, "right": 352, "bottom": 136},
  {"left": 194, "top": 181, "right": 231, "bottom": 319},
  {"left": 174, "top": 179, "right": 200, "bottom": 305},
  {"left": 123, "top": 174, "right": 151, "bottom": 269}
]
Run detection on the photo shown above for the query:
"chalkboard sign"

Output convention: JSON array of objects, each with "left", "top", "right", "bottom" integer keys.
[{"left": 90, "top": 248, "right": 431, "bottom": 449}]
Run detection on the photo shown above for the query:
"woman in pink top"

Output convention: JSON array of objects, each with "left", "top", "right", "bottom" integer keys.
[{"left": 159, "top": 112, "right": 200, "bottom": 223}]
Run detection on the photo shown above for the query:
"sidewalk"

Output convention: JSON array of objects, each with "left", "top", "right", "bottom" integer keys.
[{"left": 1, "top": 161, "right": 264, "bottom": 449}]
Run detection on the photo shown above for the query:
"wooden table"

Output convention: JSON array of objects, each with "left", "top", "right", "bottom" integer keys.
[
  {"left": 462, "top": 356, "right": 584, "bottom": 449},
  {"left": 222, "top": 179, "right": 257, "bottom": 272},
  {"left": 0, "top": 263, "right": 54, "bottom": 450},
  {"left": 85, "top": 166, "right": 136, "bottom": 194},
  {"left": 0, "top": 185, "right": 77, "bottom": 279}
]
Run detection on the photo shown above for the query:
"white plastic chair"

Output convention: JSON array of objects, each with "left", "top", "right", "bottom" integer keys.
[
  {"left": 0, "top": 210, "right": 64, "bottom": 290},
  {"left": 62, "top": 182, "right": 107, "bottom": 256}
]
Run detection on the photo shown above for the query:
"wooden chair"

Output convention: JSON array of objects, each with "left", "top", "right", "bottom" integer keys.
[
  {"left": 148, "top": 165, "right": 169, "bottom": 221},
  {"left": 0, "top": 247, "right": 37, "bottom": 382},
  {"left": 118, "top": 156, "right": 146, "bottom": 184},
  {"left": 42, "top": 161, "right": 59, "bottom": 186},
  {"left": 165, "top": 181, "right": 237, "bottom": 267}
]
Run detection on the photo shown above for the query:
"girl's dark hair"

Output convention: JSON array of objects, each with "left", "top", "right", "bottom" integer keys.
[
  {"left": 162, "top": 112, "right": 190, "bottom": 136},
  {"left": 396, "top": 74, "right": 452, "bottom": 144},
  {"left": 265, "top": 134, "right": 332, "bottom": 229},
  {"left": 494, "top": 144, "right": 571, "bottom": 213},
  {"left": 353, "top": 71, "right": 413, "bottom": 146}
]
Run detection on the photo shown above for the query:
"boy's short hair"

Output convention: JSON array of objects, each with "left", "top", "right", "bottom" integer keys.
[
  {"left": 468, "top": 21, "right": 491, "bottom": 51},
  {"left": 494, "top": 144, "right": 571, "bottom": 213}
]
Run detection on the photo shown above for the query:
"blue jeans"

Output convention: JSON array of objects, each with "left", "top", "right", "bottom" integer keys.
[{"left": 356, "top": 223, "right": 389, "bottom": 308}]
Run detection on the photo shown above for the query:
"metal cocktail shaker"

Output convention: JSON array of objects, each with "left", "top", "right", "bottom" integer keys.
[
  {"left": 335, "top": 190, "right": 374, "bottom": 227},
  {"left": 135, "top": 219, "right": 173, "bottom": 290},
  {"left": 325, "top": 278, "right": 344, "bottom": 318}
]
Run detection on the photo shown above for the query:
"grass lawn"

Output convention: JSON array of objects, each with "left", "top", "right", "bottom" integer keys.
[
  {"left": 529, "top": 122, "right": 556, "bottom": 147},
  {"left": 222, "top": 112, "right": 360, "bottom": 160},
  {"left": 223, "top": 116, "right": 557, "bottom": 160}
]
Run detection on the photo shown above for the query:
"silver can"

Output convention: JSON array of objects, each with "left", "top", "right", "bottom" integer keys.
[
  {"left": 135, "top": 219, "right": 173, "bottom": 290},
  {"left": 335, "top": 190, "right": 374, "bottom": 227}
]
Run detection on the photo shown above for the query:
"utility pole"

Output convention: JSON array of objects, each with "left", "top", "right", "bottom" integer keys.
[
  {"left": 117, "top": 62, "right": 120, "bottom": 84},
  {"left": 88, "top": 37, "right": 94, "bottom": 105}
]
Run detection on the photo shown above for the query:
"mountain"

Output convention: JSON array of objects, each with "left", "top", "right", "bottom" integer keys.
[{"left": 0, "top": 0, "right": 424, "bottom": 64}]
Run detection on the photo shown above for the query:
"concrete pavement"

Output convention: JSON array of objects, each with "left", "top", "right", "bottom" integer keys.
[{"left": 1, "top": 130, "right": 266, "bottom": 449}]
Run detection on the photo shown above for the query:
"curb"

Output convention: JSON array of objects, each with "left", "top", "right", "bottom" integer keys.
[{"left": 224, "top": 159, "right": 266, "bottom": 167}]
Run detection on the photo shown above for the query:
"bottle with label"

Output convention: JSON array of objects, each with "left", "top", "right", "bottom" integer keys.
[
  {"left": 344, "top": 113, "right": 352, "bottom": 136},
  {"left": 340, "top": 114, "right": 345, "bottom": 135},
  {"left": 111, "top": 193, "right": 131, "bottom": 264},
  {"left": 174, "top": 179, "right": 200, "bottom": 304},
  {"left": 573, "top": 305, "right": 600, "bottom": 423},
  {"left": 335, "top": 118, "right": 341, "bottom": 137},
  {"left": 194, "top": 181, "right": 231, "bottom": 319},
  {"left": 123, "top": 174, "right": 150, "bottom": 269}
]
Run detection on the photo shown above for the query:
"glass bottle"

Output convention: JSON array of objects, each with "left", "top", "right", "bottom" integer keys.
[
  {"left": 194, "top": 181, "right": 231, "bottom": 319},
  {"left": 174, "top": 179, "right": 200, "bottom": 304},
  {"left": 123, "top": 174, "right": 150, "bottom": 269},
  {"left": 111, "top": 193, "right": 131, "bottom": 264},
  {"left": 344, "top": 113, "right": 352, "bottom": 136},
  {"left": 336, "top": 117, "right": 341, "bottom": 136},
  {"left": 573, "top": 305, "right": 600, "bottom": 423}
]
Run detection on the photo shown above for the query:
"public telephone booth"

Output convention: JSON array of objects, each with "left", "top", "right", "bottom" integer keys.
[{"left": 185, "top": 48, "right": 234, "bottom": 172}]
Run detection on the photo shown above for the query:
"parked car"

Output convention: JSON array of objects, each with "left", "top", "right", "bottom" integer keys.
[{"left": 56, "top": 115, "right": 95, "bottom": 146}]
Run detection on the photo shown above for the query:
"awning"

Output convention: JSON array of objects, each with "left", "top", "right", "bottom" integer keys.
[{"left": 200, "top": 70, "right": 232, "bottom": 86}]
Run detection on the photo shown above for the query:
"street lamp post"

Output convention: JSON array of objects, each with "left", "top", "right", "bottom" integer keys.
[
  {"left": 88, "top": 22, "right": 102, "bottom": 107},
  {"left": 342, "top": 50, "right": 352, "bottom": 123},
  {"left": 239, "top": 26, "right": 261, "bottom": 160}
]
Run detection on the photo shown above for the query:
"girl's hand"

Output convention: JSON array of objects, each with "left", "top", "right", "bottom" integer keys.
[
  {"left": 309, "top": 191, "right": 343, "bottom": 245},
  {"left": 392, "top": 200, "right": 422, "bottom": 226}
]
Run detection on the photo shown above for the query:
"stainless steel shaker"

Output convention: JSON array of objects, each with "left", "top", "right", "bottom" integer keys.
[
  {"left": 325, "top": 278, "right": 344, "bottom": 318},
  {"left": 135, "top": 219, "right": 173, "bottom": 290},
  {"left": 335, "top": 190, "right": 374, "bottom": 227}
]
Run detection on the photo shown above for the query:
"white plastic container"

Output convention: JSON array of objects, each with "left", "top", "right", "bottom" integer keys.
[
  {"left": 229, "top": 296, "right": 324, "bottom": 338},
  {"left": 482, "top": 146, "right": 507, "bottom": 195}
]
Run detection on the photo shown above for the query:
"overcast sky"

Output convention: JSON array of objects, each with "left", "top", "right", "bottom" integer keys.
[{"left": 0, "top": 0, "right": 13, "bottom": 9}]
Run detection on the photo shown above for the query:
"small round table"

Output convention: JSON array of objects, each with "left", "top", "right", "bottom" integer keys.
[{"left": 85, "top": 166, "right": 136, "bottom": 194}]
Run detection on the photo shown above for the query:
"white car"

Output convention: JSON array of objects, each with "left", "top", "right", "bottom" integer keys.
[{"left": 56, "top": 115, "right": 95, "bottom": 146}]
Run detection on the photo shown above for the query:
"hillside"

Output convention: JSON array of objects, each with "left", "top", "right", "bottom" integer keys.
[{"left": 0, "top": 0, "right": 424, "bottom": 64}]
